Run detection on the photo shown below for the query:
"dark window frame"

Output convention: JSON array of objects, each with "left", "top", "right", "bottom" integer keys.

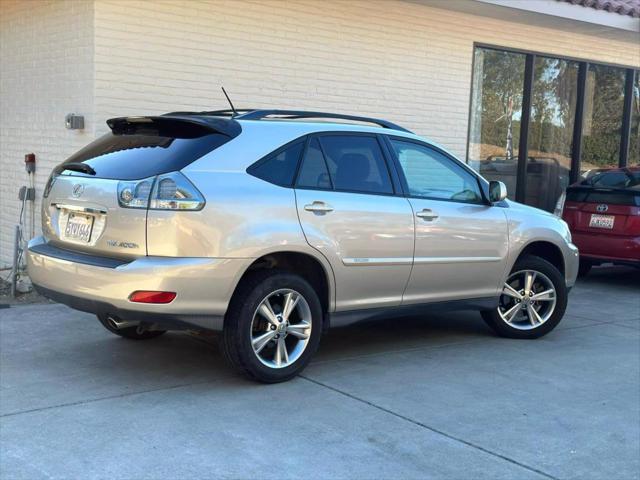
[
  {"left": 467, "top": 43, "right": 639, "bottom": 200},
  {"left": 295, "top": 136, "right": 334, "bottom": 191}
]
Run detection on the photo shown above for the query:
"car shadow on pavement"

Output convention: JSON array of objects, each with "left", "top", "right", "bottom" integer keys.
[
  {"left": 0, "top": 306, "right": 494, "bottom": 416},
  {"left": 2, "top": 265, "right": 638, "bottom": 416},
  {"left": 576, "top": 265, "right": 640, "bottom": 288}
]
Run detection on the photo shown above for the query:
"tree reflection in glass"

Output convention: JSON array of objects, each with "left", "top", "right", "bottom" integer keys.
[
  {"left": 468, "top": 48, "right": 525, "bottom": 199},
  {"left": 582, "top": 64, "right": 626, "bottom": 172},
  {"left": 526, "top": 57, "right": 578, "bottom": 212}
]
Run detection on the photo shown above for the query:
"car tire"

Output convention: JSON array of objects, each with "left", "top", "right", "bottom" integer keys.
[
  {"left": 578, "top": 259, "right": 592, "bottom": 277},
  {"left": 222, "top": 270, "right": 323, "bottom": 383},
  {"left": 97, "top": 314, "right": 167, "bottom": 340},
  {"left": 481, "top": 255, "right": 568, "bottom": 339}
]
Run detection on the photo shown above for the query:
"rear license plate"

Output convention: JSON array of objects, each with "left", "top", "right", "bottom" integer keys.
[
  {"left": 64, "top": 213, "right": 95, "bottom": 243},
  {"left": 589, "top": 214, "right": 614, "bottom": 229}
]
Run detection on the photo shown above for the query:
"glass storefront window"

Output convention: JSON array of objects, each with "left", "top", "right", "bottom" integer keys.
[
  {"left": 468, "top": 48, "right": 525, "bottom": 200},
  {"left": 526, "top": 57, "right": 579, "bottom": 211},
  {"left": 628, "top": 71, "right": 640, "bottom": 166},
  {"left": 581, "top": 64, "right": 626, "bottom": 174},
  {"left": 467, "top": 46, "right": 637, "bottom": 211}
]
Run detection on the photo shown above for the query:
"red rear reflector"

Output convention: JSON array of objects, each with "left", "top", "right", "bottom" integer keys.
[{"left": 129, "top": 291, "right": 176, "bottom": 304}]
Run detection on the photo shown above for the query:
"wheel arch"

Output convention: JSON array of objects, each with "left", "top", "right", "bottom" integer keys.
[
  {"left": 515, "top": 241, "right": 566, "bottom": 276},
  {"left": 228, "top": 249, "right": 335, "bottom": 319}
]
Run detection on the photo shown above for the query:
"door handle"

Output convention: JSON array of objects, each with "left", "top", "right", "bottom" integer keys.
[
  {"left": 416, "top": 208, "right": 438, "bottom": 221},
  {"left": 304, "top": 201, "right": 334, "bottom": 213}
]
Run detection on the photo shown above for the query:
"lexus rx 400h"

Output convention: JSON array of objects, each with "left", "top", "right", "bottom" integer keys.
[{"left": 27, "top": 109, "right": 579, "bottom": 382}]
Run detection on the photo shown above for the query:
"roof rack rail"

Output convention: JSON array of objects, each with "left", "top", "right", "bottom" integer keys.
[
  {"left": 236, "top": 110, "right": 412, "bottom": 133},
  {"left": 164, "top": 108, "right": 258, "bottom": 117}
]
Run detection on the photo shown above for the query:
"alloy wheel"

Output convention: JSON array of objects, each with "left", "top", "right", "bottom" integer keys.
[
  {"left": 497, "top": 269, "right": 557, "bottom": 330},
  {"left": 250, "top": 289, "right": 312, "bottom": 368}
]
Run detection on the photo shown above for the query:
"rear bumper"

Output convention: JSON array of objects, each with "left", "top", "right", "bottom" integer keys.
[
  {"left": 572, "top": 231, "right": 640, "bottom": 266},
  {"left": 27, "top": 237, "right": 251, "bottom": 331}
]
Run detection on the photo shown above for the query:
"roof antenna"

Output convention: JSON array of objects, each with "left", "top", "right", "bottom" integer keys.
[{"left": 221, "top": 87, "right": 238, "bottom": 117}]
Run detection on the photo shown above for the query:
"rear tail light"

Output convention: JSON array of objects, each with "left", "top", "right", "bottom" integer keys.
[
  {"left": 553, "top": 191, "right": 566, "bottom": 217},
  {"left": 129, "top": 291, "right": 176, "bottom": 304},
  {"left": 149, "top": 172, "right": 205, "bottom": 210},
  {"left": 118, "top": 172, "right": 204, "bottom": 211},
  {"left": 118, "top": 177, "right": 154, "bottom": 208}
]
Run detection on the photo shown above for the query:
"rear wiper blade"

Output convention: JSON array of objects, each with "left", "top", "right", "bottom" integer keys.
[{"left": 61, "top": 162, "right": 96, "bottom": 176}]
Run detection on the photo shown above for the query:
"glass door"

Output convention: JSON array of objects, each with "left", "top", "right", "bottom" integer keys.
[
  {"left": 468, "top": 48, "right": 525, "bottom": 201},
  {"left": 525, "top": 57, "right": 579, "bottom": 212}
]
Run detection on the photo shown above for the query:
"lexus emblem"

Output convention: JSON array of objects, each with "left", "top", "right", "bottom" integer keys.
[
  {"left": 596, "top": 204, "right": 608, "bottom": 213},
  {"left": 71, "top": 184, "right": 85, "bottom": 198}
]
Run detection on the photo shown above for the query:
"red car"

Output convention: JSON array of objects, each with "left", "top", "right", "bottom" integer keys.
[{"left": 558, "top": 166, "right": 640, "bottom": 276}]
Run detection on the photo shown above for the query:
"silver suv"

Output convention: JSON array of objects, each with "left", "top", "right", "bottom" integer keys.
[{"left": 27, "top": 109, "right": 579, "bottom": 382}]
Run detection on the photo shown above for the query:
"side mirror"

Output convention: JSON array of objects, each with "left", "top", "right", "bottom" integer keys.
[{"left": 489, "top": 181, "right": 507, "bottom": 203}]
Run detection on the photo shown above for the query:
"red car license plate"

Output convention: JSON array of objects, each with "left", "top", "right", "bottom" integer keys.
[{"left": 589, "top": 214, "right": 614, "bottom": 229}]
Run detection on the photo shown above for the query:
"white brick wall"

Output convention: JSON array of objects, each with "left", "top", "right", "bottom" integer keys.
[
  {"left": 1, "top": 0, "right": 639, "bottom": 265},
  {"left": 0, "top": 0, "right": 94, "bottom": 266}
]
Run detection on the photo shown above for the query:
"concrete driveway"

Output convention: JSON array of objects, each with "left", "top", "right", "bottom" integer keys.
[{"left": 1, "top": 267, "right": 638, "bottom": 480}]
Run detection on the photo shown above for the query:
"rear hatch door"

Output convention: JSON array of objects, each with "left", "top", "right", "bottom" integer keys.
[
  {"left": 44, "top": 174, "right": 148, "bottom": 259},
  {"left": 565, "top": 168, "right": 640, "bottom": 236},
  {"left": 43, "top": 115, "right": 238, "bottom": 259}
]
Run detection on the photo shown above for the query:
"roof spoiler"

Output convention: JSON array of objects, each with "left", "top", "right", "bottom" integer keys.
[{"left": 106, "top": 115, "right": 242, "bottom": 138}]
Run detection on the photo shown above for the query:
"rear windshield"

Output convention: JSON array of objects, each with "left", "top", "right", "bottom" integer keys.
[
  {"left": 58, "top": 126, "right": 232, "bottom": 180},
  {"left": 581, "top": 170, "right": 640, "bottom": 190}
]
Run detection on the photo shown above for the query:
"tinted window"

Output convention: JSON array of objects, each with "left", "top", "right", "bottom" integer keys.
[
  {"left": 296, "top": 138, "right": 332, "bottom": 189},
  {"left": 318, "top": 135, "right": 393, "bottom": 194},
  {"left": 390, "top": 140, "right": 483, "bottom": 203},
  {"left": 59, "top": 126, "right": 232, "bottom": 180},
  {"left": 583, "top": 170, "right": 640, "bottom": 189},
  {"left": 566, "top": 188, "right": 640, "bottom": 206},
  {"left": 249, "top": 141, "right": 304, "bottom": 187}
]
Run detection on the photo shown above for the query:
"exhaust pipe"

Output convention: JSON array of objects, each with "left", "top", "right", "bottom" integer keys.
[{"left": 106, "top": 316, "right": 139, "bottom": 330}]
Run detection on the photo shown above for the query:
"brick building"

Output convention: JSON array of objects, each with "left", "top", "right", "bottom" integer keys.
[{"left": 1, "top": 0, "right": 639, "bottom": 265}]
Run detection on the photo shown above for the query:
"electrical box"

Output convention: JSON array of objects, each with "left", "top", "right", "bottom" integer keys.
[
  {"left": 65, "top": 114, "right": 84, "bottom": 130},
  {"left": 18, "top": 186, "right": 35, "bottom": 201}
]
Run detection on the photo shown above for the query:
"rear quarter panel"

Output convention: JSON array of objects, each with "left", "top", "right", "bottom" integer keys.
[{"left": 146, "top": 170, "right": 337, "bottom": 309}]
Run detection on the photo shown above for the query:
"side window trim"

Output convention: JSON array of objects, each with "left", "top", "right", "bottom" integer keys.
[
  {"left": 293, "top": 135, "right": 333, "bottom": 192},
  {"left": 293, "top": 135, "right": 312, "bottom": 188},
  {"left": 376, "top": 133, "right": 404, "bottom": 195},
  {"left": 313, "top": 135, "right": 335, "bottom": 191},
  {"left": 384, "top": 135, "right": 489, "bottom": 205}
]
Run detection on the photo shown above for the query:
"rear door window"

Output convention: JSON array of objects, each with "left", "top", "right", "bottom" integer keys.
[{"left": 316, "top": 135, "right": 393, "bottom": 195}]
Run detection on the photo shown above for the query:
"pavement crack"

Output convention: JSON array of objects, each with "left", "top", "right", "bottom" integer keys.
[
  {"left": 0, "top": 380, "right": 215, "bottom": 418},
  {"left": 300, "top": 375, "right": 559, "bottom": 480}
]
